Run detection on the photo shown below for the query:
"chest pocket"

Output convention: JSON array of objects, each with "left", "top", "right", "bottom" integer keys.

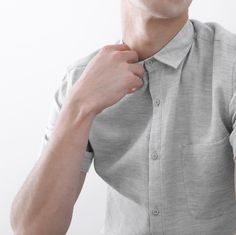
[{"left": 181, "top": 134, "right": 236, "bottom": 220}]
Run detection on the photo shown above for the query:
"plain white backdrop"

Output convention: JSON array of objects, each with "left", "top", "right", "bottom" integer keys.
[{"left": 1, "top": 0, "right": 236, "bottom": 234}]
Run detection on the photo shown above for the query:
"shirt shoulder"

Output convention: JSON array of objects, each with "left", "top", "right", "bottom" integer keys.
[
  {"left": 191, "top": 18, "right": 236, "bottom": 50},
  {"left": 53, "top": 47, "right": 101, "bottom": 108},
  {"left": 59, "top": 47, "right": 101, "bottom": 94},
  {"left": 66, "top": 47, "right": 101, "bottom": 72}
]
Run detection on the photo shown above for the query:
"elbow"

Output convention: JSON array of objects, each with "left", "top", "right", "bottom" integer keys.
[
  {"left": 10, "top": 198, "right": 20, "bottom": 234},
  {"left": 10, "top": 212, "right": 39, "bottom": 235},
  {"left": 10, "top": 213, "right": 24, "bottom": 235},
  {"left": 10, "top": 193, "right": 73, "bottom": 235},
  {"left": 10, "top": 201, "right": 70, "bottom": 235},
  {"left": 10, "top": 201, "right": 24, "bottom": 235},
  {"left": 10, "top": 198, "right": 32, "bottom": 235}
]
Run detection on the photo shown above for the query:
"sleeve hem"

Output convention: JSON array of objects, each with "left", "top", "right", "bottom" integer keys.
[{"left": 79, "top": 151, "right": 94, "bottom": 173}]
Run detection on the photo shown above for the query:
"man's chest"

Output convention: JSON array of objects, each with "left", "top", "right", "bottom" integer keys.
[
  {"left": 87, "top": 53, "right": 236, "bottom": 222},
  {"left": 89, "top": 58, "right": 232, "bottom": 162}
]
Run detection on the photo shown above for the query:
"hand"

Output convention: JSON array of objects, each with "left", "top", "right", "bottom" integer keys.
[{"left": 67, "top": 43, "right": 145, "bottom": 117}]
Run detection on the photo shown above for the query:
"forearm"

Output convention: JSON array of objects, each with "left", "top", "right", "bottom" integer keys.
[{"left": 10, "top": 104, "right": 95, "bottom": 235}]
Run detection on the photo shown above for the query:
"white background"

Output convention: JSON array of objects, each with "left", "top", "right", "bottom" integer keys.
[{"left": 1, "top": 0, "right": 236, "bottom": 234}]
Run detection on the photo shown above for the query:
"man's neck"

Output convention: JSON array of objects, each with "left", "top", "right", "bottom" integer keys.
[{"left": 120, "top": 0, "right": 189, "bottom": 61}]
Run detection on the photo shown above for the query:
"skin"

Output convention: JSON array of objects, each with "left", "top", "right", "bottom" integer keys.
[
  {"left": 10, "top": 0, "right": 236, "bottom": 234},
  {"left": 121, "top": 0, "right": 193, "bottom": 61},
  {"left": 10, "top": 43, "right": 144, "bottom": 235},
  {"left": 121, "top": 2, "right": 236, "bottom": 234}
]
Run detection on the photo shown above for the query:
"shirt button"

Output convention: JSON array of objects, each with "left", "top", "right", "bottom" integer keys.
[
  {"left": 151, "top": 151, "right": 158, "bottom": 160},
  {"left": 145, "top": 58, "right": 155, "bottom": 67},
  {"left": 152, "top": 208, "right": 159, "bottom": 216},
  {"left": 154, "top": 98, "right": 160, "bottom": 107}
]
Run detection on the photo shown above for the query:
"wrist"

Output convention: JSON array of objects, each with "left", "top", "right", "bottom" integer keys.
[{"left": 50, "top": 107, "right": 94, "bottom": 148}]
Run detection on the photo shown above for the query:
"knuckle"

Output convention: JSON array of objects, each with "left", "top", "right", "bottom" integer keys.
[
  {"left": 101, "top": 45, "right": 111, "bottom": 53},
  {"left": 134, "top": 75, "right": 144, "bottom": 87},
  {"left": 139, "top": 66, "right": 145, "bottom": 76},
  {"left": 111, "top": 51, "right": 122, "bottom": 60},
  {"left": 138, "top": 77, "right": 144, "bottom": 87},
  {"left": 120, "top": 62, "right": 130, "bottom": 71},
  {"left": 134, "top": 64, "right": 145, "bottom": 77},
  {"left": 126, "top": 73, "right": 136, "bottom": 83}
]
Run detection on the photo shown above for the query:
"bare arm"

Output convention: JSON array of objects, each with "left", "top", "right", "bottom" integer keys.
[
  {"left": 10, "top": 43, "right": 144, "bottom": 235},
  {"left": 10, "top": 98, "right": 96, "bottom": 235}
]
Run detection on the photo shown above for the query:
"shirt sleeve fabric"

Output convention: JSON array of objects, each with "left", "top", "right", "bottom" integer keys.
[
  {"left": 38, "top": 67, "right": 94, "bottom": 173},
  {"left": 229, "top": 59, "right": 236, "bottom": 162}
]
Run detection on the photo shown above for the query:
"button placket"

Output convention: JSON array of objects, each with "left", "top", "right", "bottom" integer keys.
[{"left": 147, "top": 64, "right": 164, "bottom": 234}]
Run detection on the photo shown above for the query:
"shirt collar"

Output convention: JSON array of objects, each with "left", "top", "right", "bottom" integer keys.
[{"left": 116, "top": 19, "right": 195, "bottom": 69}]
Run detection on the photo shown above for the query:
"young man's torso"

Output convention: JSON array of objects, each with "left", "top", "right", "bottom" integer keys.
[{"left": 42, "top": 18, "right": 236, "bottom": 235}]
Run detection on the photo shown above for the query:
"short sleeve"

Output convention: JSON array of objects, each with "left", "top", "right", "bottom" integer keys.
[
  {"left": 229, "top": 59, "right": 236, "bottom": 162},
  {"left": 38, "top": 67, "right": 94, "bottom": 173}
]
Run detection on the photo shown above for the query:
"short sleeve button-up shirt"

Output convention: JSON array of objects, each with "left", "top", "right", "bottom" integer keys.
[{"left": 40, "top": 18, "right": 236, "bottom": 234}]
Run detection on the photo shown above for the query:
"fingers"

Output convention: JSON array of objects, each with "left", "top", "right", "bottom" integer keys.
[
  {"left": 134, "top": 74, "right": 144, "bottom": 87},
  {"left": 119, "top": 50, "right": 139, "bottom": 63},
  {"left": 101, "top": 43, "right": 131, "bottom": 52},
  {"left": 129, "top": 63, "right": 145, "bottom": 78},
  {"left": 101, "top": 44, "right": 140, "bottom": 63},
  {"left": 126, "top": 74, "right": 144, "bottom": 94}
]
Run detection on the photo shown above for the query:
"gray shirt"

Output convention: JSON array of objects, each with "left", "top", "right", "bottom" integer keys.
[{"left": 40, "top": 18, "right": 236, "bottom": 235}]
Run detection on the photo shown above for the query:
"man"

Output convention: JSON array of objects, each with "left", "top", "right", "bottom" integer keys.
[{"left": 10, "top": 0, "right": 236, "bottom": 234}]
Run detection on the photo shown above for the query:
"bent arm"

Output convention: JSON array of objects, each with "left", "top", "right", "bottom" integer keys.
[{"left": 10, "top": 103, "right": 95, "bottom": 235}]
